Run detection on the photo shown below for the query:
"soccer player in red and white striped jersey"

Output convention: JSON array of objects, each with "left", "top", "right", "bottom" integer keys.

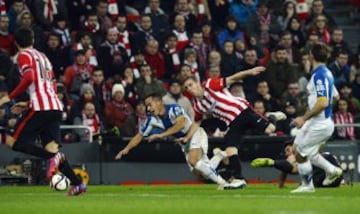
[
  {"left": 0, "top": 27, "right": 86, "bottom": 196},
  {"left": 183, "top": 66, "right": 277, "bottom": 189}
]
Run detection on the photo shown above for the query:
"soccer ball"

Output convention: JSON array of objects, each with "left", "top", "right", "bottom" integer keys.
[{"left": 50, "top": 174, "right": 70, "bottom": 191}]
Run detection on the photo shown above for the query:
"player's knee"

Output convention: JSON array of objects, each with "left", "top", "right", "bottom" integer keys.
[
  {"left": 225, "top": 147, "right": 238, "bottom": 156},
  {"left": 294, "top": 148, "right": 307, "bottom": 163},
  {"left": 5, "top": 135, "right": 15, "bottom": 148},
  {"left": 45, "top": 141, "right": 59, "bottom": 153}
]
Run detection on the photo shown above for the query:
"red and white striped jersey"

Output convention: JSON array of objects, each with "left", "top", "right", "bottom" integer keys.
[
  {"left": 192, "top": 78, "right": 250, "bottom": 125},
  {"left": 16, "top": 48, "right": 63, "bottom": 111}
]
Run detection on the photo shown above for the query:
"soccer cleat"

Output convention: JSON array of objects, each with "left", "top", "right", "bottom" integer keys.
[
  {"left": 322, "top": 167, "right": 343, "bottom": 186},
  {"left": 224, "top": 179, "right": 247, "bottom": 190},
  {"left": 47, "top": 152, "right": 65, "bottom": 180},
  {"left": 212, "top": 148, "right": 227, "bottom": 159},
  {"left": 265, "top": 111, "right": 287, "bottom": 121},
  {"left": 290, "top": 184, "right": 315, "bottom": 193},
  {"left": 251, "top": 158, "right": 274, "bottom": 167},
  {"left": 67, "top": 183, "right": 87, "bottom": 196}
]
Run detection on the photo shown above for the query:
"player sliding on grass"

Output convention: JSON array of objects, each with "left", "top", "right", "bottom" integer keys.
[
  {"left": 114, "top": 93, "right": 237, "bottom": 190},
  {"left": 251, "top": 141, "right": 342, "bottom": 188},
  {"left": 182, "top": 66, "right": 284, "bottom": 189},
  {"left": 0, "top": 27, "right": 86, "bottom": 196}
]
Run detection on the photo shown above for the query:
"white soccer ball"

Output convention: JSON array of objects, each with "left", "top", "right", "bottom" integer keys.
[{"left": 50, "top": 174, "right": 70, "bottom": 191}]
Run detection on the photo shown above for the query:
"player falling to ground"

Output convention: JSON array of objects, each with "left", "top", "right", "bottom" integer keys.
[
  {"left": 0, "top": 27, "right": 86, "bottom": 196},
  {"left": 290, "top": 43, "right": 343, "bottom": 193},
  {"left": 114, "top": 93, "right": 236, "bottom": 190},
  {"left": 251, "top": 141, "right": 343, "bottom": 188},
  {"left": 183, "top": 66, "right": 284, "bottom": 189}
]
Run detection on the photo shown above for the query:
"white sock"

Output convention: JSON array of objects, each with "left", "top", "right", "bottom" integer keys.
[
  {"left": 194, "top": 160, "right": 223, "bottom": 184},
  {"left": 297, "top": 160, "right": 313, "bottom": 186},
  {"left": 209, "top": 153, "right": 224, "bottom": 169},
  {"left": 310, "top": 153, "right": 336, "bottom": 175}
]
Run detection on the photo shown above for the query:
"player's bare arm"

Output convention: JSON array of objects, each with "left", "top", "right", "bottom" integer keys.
[
  {"left": 175, "top": 122, "right": 200, "bottom": 144},
  {"left": 225, "top": 66, "right": 266, "bottom": 86},
  {"left": 291, "top": 97, "right": 328, "bottom": 128},
  {"left": 0, "top": 95, "right": 10, "bottom": 107},
  {"left": 148, "top": 116, "right": 186, "bottom": 142},
  {"left": 11, "top": 101, "right": 29, "bottom": 114},
  {"left": 114, "top": 133, "right": 144, "bottom": 160}
]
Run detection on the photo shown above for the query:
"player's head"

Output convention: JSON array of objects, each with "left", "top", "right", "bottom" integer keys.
[
  {"left": 144, "top": 93, "right": 165, "bottom": 116},
  {"left": 14, "top": 27, "right": 34, "bottom": 48},
  {"left": 311, "top": 42, "right": 329, "bottom": 63},
  {"left": 283, "top": 140, "right": 295, "bottom": 157},
  {"left": 183, "top": 76, "right": 203, "bottom": 98}
]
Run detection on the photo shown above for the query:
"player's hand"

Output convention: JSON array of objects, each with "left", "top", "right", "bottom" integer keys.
[
  {"left": 290, "top": 116, "right": 305, "bottom": 128},
  {"left": 251, "top": 158, "right": 274, "bottom": 167},
  {"left": 147, "top": 134, "right": 163, "bottom": 143},
  {"left": 250, "top": 66, "right": 266, "bottom": 75},
  {"left": 0, "top": 95, "right": 10, "bottom": 107},
  {"left": 174, "top": 137, "right": 189, "bottom": 144},
  {"left": 114, "top": 148, "right": 129, "bottom": 160},
  {"left": 11, "top": 102, "right": 28, "bottom": 114}
]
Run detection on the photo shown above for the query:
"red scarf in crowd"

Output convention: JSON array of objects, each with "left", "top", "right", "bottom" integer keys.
[
  {"left": 118, "top": 30, "right": 131, "bottom": 57},
  {"left": 296, "top": 0, "right": 309, "bottom": 21},
  {"left": 334, "top": 112, "right": 355, "bottom": 140},
  {"left": 129, "top": 56, "right": 142, "bottom": 79},
  {"left": 108, "top": 0, "right": 118, "bottom": 20},
  {"left": 197, "top": 0, "right": 205, "bottom": 22},
  {"left": 43, "top": 0, "right": 58, "bottom": 22},
  {"left": 0, "top": 0, "right": 6, "bottom": 15},
  {"left": 164, "top": 45, "right": 181, "bottom": 72},
  {"left": 82, "top": 111, "right": 100, "bottom": 134}
]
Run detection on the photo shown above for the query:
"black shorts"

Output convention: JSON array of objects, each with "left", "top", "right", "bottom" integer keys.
[
  {"left": 13, "top": 110, "right": 62, "bottom": 147},
  {"left": 224, "top": 108, "right": 270, "bottom": 147}
]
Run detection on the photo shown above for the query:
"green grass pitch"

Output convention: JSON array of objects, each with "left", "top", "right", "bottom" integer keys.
[{"left": 0, "top": 184, "right": 359, "bottom": 214}]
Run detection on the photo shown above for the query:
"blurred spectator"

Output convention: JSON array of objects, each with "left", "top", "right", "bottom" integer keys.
[
  {"left": 187, "top": 30, "right": 210, "bottom": 78},
  {"left": 278, "top": 98, "right": 299, "bottom": 135},
  {"left": 247, "top": 1, "right": 281, "bottom": 47},
  {"left": 52, "top": 14, "right": 71, "bottom": 48},
  {"left": 266, "top": 45, "right": 298, "bottom": 98},
  {"left": 90, "top": 67, "right": 112, "bottom": 109},
  {"left": 43, "top": 32, "right": 71, "bottom": 80},
  {"left": 64, "top": 50, "right": 94, "bottom": 100},
  {"left": 220, "top": 40, "right": 242, "bottom": 77},
  {"left": 250, "top": 80, "right": 280, "bottom": 112},
  {"left": 96, "top": 0, "right": 112, "bottom": 31},
  {"left": 308, "top": 14, "right": 331, "bottom": 44},
  {"left": 120, "top": 66, "right": 138, "bottom": 108},
  {"left": 229, "top": 81, "right": 246, "bottom": 98},
  {"left": 115, "top": 15, "right": 134, "bottom": 58},
  {"left": 65, "top": 0, "right": 94, "bottom": 31},
  {"left": 135, "top": 99, "right": 147, "bottom": 132},
  {"left": 183, "top": 48, "right": 200, "bottom": 81},
  {"left": 240, "top": 48, "right": 263, "bottom": 97},
  {"left": 207, "top": 0, "right": 229, "bottom": 29},
  {"left": 135, "top": 64, "right": 166, "bottom": 99},
  {"left": 144, "top": 39, "right": 166, "bottom": 80},
  {"left": 0, "top": 15, "right": 16, "bottom": 56},
  {"left": 32, "top": 0, "right": 68, "bottom": 31},
  {"left": 338, "top": 82, "right": 360, "bottom": 113},
  {"left": 208, "top": 50, "right": 222, "bottom": 67},
  {"left": 56, "top": 83, "right": 70, "bottom": 125},
  {"left": 97, "top": 27, "right": 129, "bottom": 79},
  {"left": 351, "top": 70, "right": 360, "bottom": 101},
  {"left": 277, "top": 31, "right": 301, "bottom": 64},
  {"left": 280, "top": 82, "right": 308, "bottom": 115},
  {"left": 170, "top": 0, "right": 197, "bottom": 33},
  {"left": 72, "top": 31, "right": 98, "bottom": 66},
  {"left": 228, "top": 0, "right": 258, "bottom": 26},
  {"left": 134, "top": 14, "right": 159, "bottom": 51},
  {"left": 16, "top": 10, "right": 45, "bottom": 51},
  {"left": 172, "top": 14, "right": 190, "bottom": 51},
  {"left": 286, "top": 17, "right": 306, "bottom": 49},
  {"left": 277, "top": 0, "right": 297, "bottom": 31},
  {"left": 129, "top": 50, "right": 146, "bottom": 79},
  {"left": 81, "top": 11, "right": 103, "bottom": 48},
  {"left": 218, "top": 15, "right": 245, "bottom": 49},
  {"left": 144, "top": 0, "right": 170, "bottom": 35},
  {"left": 328, "top": 50, "right": 350, "bottom": 87},
  {"left": 234, "top": 39, "right": 246, "bottom": 60},
  {"left": 73, "top": 102, "right": 103, "bottom": 142},
  {"left": 0, "top": 49, "right": 13, "bottom": 90},
  {"left": 300, "top": 32, "right": 319, "bottom": 53},
  {"left": 104, "top": 83, "right": 137, "bottom": 137},
  {"left": 333, "top": 98, "right": 356, "bottom": 141},
  {"left": 7, "top": 0, "right": 27, "bottom": 33},
  {"left": 207, "top": 65, "right": 221, "bottom": 79},
  {"left": 305, "top": 0, "right": 336, "bottom": 31},
  {"left": 163, "top": 79, "right": 194, "bottom": 120},
  {"left": 162, "top": 32, "right": 181, "bottom": 80},
  {"left": 298, "top": 51, "right": 312, "bottom": 93},
  {"left": 328, "top": 27, "right": 352, "bottom": 63},
  {"left": 70, "top": 83, "right": 103, "bottom": 120},
  {"left": 176, "top": 64, "right": 193, "bottom": 83},
  {"left": 200, "top": 20, "right": 218, "bottom": 50}
]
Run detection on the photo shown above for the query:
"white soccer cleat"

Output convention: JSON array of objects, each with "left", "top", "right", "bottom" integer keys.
[
  {"left": 322, "top": 167, "right": 343, "bottom": 186},
  {"left": 265, "top": 111, "right": 287, "bottom": 121},
  {"left": 213, "top": 148, "right": 227, "bottom": 159},
  {"left": 290, "top": 184, "right": 315, "bottom": 193},
  {"left": 223, "top": 179, "right": 247, "bottom": 190}
]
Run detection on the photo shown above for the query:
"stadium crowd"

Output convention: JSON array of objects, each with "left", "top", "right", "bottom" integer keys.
[{"left": 0, "top": 0, "right": 359, "bottom": 142}]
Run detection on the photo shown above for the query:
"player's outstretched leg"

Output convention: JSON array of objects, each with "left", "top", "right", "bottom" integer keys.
[{"left": 291, "top": 160, "right": 315, "bottom": 193}]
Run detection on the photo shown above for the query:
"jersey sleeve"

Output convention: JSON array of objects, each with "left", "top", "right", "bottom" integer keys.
[
  {"left": 170, "top": 105, "right": 185, "bottom": 118},
  {"left": 313, "top": 73, "right": 328, "bottom": 98},
  {"left": 17, "top": 52, "right": 34, "bottom": 76},
  {"left": 203, "top": 78, "right": 226, "bottom": 91},
  {"left": 140, "top": 117, "right": 154, "bottom": 137}
]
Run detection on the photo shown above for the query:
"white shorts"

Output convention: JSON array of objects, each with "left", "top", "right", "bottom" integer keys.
[
  {"left": 180, "top": 127, "right": 209, "bottom": 171},
  {"left": 294, "top": 119, "right": 334, "bottom": 157}
]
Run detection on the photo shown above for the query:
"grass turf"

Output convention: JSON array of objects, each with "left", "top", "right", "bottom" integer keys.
[{"left": 0, "top": 184, "right": 358, "bottom": 214}]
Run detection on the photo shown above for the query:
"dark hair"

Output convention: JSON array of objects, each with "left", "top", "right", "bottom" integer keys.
[
  {"left": 14, "top": 27, "right": 34, "bottom": 48},
  {"left": 274, "top": 45, "right": 287, "bottom": 52},
  {"left": 93, "top": 66, "right": 104, "bottom": 72},
  {"left": 311, "top": 43, "right": 329, "bottom": 63},
  {"left": 144, "top": 92, "right": 163, "bottom": 101},
  {"left": 182, "top": 75, "right": 198, "bottom": 85}
]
